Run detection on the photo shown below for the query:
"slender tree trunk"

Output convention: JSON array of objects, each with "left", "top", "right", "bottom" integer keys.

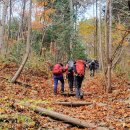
[
  {"left": 17, "top": 0, "right": 26, "bottom": 41},
  {"left": 11, "top": 0, "right": 32, "bottom": 83},
  {"left": 5, "top": 0, "right": 11, "bottom": 57},
  {"left": 40, "top": 28, "right": 46, "bottom": 56},
  {"left": 95, "top": 0, "right": 98, "bottom": 59},
  {"left": 74, "top": 4, "right": 77, "bottom": 31},
  {"left": 0, "top": 0, "right": 9, "bottom": 55},
  {"left": 8, "top": 0, "right": 11, "bottom": 38},
  {"left": 93, "top": 0, "right": 95, "bottom": 58},
  {"left": 105, "top": 0, "right": 112, "bottom": 93},
  {"left": 69, "top": 0, "right": 73, "bottom": 59},
  {"left": 40, "top": 2, "right": 47, "bottom": 57},
  {"left": 0, "top": 3, "right": 2, "bottom": 19},
  {"left": 99, "top": 0, "right": 107, "bottom": 88},
  {"left": 99, "top": 0, "right": 103, "bottom": 69}
]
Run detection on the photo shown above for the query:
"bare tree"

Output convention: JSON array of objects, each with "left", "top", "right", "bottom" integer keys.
[
  {"left": 17, "top": 0, "right": 27, "bottom": 41},
  {"left": 0, "top": 0, "right": 9, "bottom": 55},
  {"left": 105, "top": 0, "right": 112, "bottom": 93},
  {"left": 69, "top": 0, "right": 73, "bottom": 59},
  {"left": 11, "top": 0, "right": 32, "bottom": 83}
]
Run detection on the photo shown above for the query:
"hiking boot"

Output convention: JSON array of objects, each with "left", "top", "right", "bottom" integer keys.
[
  {"left": 80, "top": 94, "right": 83, "bottom": 99},
  {"left": 60, "top": 91, "right": 64, "bottom": 94},
  {"left": 54, "top": 92, "right": 57, "bottom": 95},
  {"left": 70, "top": 89, "right": 73, "bottom": 93}
]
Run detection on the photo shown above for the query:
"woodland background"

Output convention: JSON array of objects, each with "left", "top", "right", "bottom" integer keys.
[{"left": 0, "top": 0, "right": 130, "bottom": 129}]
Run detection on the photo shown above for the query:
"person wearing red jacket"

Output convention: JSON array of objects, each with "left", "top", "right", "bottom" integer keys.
[
  {"left": 74, "top": 60, "right": 86, "bottom": 99},
  {"left": 52, "top": 63, "right": 65, "bottom": 95}
]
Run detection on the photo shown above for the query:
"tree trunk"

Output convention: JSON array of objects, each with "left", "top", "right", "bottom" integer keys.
[
  {"left": 23, "top": 103, "right": 96, "bottom": 128},
  {"left": 17, "top": 0, "right": 26, "bottom": 41},
  {"left": 69, "top": 0, "right": 73, "bottom": 59},
  {"left": 107, "top": 0, "right": 112, "bottom": 93},
  {"left": 95, "top": 0, "right": 98, "bottom": 59},
  {"left": 98, "top": 0, "right": 107, "bottom": 88},
  {"left": 98, "top": 0, "right": 103, "bottom": 70},
  {"left": 40, "top": 28, "right": 46, "bottom": 56},
  {"left": 5, "top": 0, "right": 12, "bottom": 58},
  {"left": 11, "top": 0, "right": 32, "bottom": 83},
  {"left": 0, "top": 0, "right": 9, "bottom": 55},
  {"left": 93, "top": 0, "right": 95, "bottom": 58},
  {"left": 105, "top": 0, "right": 112, "bottom": 93}
]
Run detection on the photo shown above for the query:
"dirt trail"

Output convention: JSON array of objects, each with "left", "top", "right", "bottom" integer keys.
[{"left": 0, "top": 63, "right": 129, "bottom": 129}]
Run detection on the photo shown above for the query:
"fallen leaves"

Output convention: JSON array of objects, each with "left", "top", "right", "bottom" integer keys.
[{"left": 0, "top": 63, "right": 130, "bottom": 129}]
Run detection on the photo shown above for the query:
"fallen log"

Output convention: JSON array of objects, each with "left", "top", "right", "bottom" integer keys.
[
  {"left": 54, "top": 101, "right": 92, "bottom": 107},
  {"left": 0, "top": 76, "right": 31, "bottom": 87},
  {"left": 13, "top": 102, "right": 109, "bottom": 129},
  {"left": 0, "top": 115, "right": 17, "bottom": 123},
  {"left": 60, "top": 92, "right": 93, "bottom": 97},
  {"left": 23, "top": 103, "right": 96, "bottom": 128},
  {"left": 14, "top": 81, "right": 31, "bottom": 88},
  {"left": 60, "top": 92, "right": 75, "bottom": 96}
]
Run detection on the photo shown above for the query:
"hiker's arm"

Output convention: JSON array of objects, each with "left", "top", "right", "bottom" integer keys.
[
  {"left": 64, "top": 65, "right": 68, "bottom": 78},
  {"left": 73, "top": 63, "right": 77, "bottom": 75},
  {"left": 85, "top": 63, "right": 89, "bottom": 69},
  {"left": 62, "top": 66, "right": 67, "bottom": 73},
  {"left": 65, "top": 64, "right": 68, "bottom": 72}
]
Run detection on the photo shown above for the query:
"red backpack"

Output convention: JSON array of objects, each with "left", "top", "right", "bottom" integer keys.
[
  {"left": 53, "top": 64, "right": 63, "bottom": 75},
  {"left": 75, "top": 60, "right": 85, "bottom": 76}
]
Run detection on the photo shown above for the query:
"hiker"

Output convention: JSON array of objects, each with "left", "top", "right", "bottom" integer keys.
[
  {"left": 89, "top": 60, "right": 96, "bottom": 77},
  {"left": 74, "top": 60, "right": 86, "bottom": 99},
  {"left": 52, "top": 63, "right": 65, "bottom": 95},
  {"left": 65, "top": 60, "right": 74, "bottom": 93},
  {"left": 89, "top": 60, "right": 99, "bottom": 77}
]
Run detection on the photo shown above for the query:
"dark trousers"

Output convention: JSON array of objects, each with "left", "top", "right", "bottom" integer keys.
[
  {"left": 74, "top": 75, "right": 84, "bottom": 98},
  {"left": 53, "top": 75, "right": 64, "bottom": 94},
  {"left": 67, "top": 74, "right": 74, "bottom": 92},
  {"left": 90, "top": 66, "right": 95, "bottom": 77},
  {"left": 90, "top": 68, "right": 95, "bottom": 77}
]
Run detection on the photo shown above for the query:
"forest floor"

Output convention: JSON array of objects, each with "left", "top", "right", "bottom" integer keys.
[{"left": 0, "top": 62, "right": 130, "bottom": 130}]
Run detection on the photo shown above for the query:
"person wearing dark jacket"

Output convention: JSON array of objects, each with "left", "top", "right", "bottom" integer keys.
[
  {"left": 65, "top": 60, "right": 74, "bottom": 93},
  {"left": 89, "top": 60, "right": 96, "bottom": 77}
]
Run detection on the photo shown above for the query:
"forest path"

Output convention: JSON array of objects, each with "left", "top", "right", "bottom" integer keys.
[{"left": 0, "top": 63, "right": 129, "bottom": 129}]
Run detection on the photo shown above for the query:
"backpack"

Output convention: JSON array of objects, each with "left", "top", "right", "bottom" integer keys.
[
  {"left": 52, "top": 64, "right": 63, "bottom": 75},
  {"left": 75, "top": 60, "right": 85, "bottom": 76},
  {"left": 94, "top": 60, "right": 99, "bottom": 69},
  {"left": 91, "top": 61, "right": 95, "bottom": 67},
  {"left": 68, "top": 60, "right": 74, "bottom": 72},
  {"left": 90, "top": 60, "right": 99, "bottom": 70}
]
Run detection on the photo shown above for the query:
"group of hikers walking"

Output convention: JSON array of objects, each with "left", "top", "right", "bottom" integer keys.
[{"left": 52, "top": 59, "right": 99, "bottom": 99}]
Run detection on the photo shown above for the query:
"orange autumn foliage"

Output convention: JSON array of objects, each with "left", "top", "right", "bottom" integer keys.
[
  {"left": 35, "top": 8, "right": 55, "bottom": 23},
  {"left": 32, "top": 21, "right": 43, "bottom": 30},
  {"left": 33, "top": 0, "right": 56, "bottom": 26},
  {"left": 34, "top": 0, "right": 55, "bottom": 7}
]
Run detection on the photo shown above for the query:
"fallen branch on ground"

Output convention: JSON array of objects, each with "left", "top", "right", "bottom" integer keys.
[
  {"left": 14, "top": 81, "right": 31, "bottom": 88},
  {"left": 54, "top": 101, "right": 92, "bottom": 107},
  {"left": 60, "top": 92, "right": 93, "bottom": 96},
  {"left": 16, "top": 103, "right": 96, "bottom": 128},
  {"left": 60, "top": 92, "right": 75, "bottom": 96},
  {"left": 0, "top": 115, "right": 17, "bottom": 123},
  {"left": 0, "top": 76, "right": 31, "bottom": 87}
]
